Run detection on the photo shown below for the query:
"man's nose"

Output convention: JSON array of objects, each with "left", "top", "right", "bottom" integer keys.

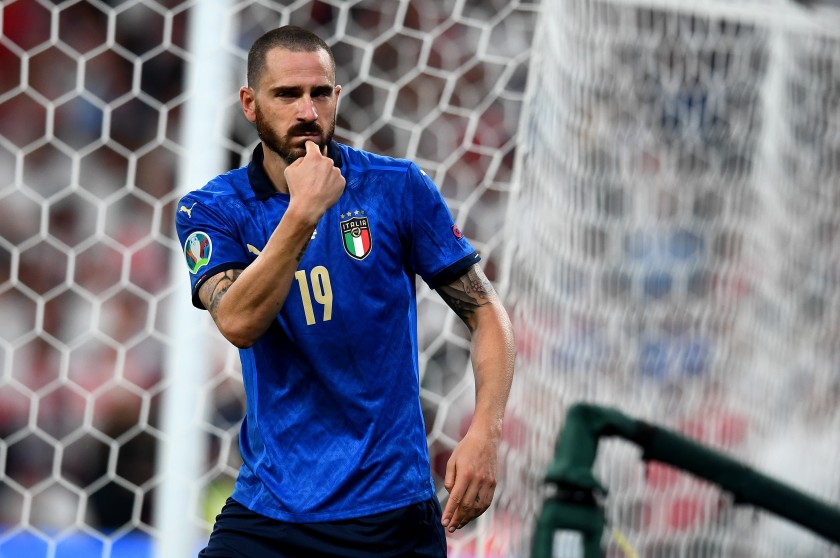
[{"left": 297, "top": 97, "right": 318, "bottom": 121}]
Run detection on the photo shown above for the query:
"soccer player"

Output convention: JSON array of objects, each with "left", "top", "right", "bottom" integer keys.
[{"left": 175, "top": 25, "right": 515, "bottom": 557}]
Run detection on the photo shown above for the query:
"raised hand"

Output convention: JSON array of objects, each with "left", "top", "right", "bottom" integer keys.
[{"left": 284, "top": 141, "right": 345, "bottom": 224}]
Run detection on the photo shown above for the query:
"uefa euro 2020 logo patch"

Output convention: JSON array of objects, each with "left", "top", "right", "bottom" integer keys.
[
  {"left": 184, "top": 231, "right": 212, "bottom": 274},
  {"left": 340, "top": 214, "right": 371, "bottom": 260}
]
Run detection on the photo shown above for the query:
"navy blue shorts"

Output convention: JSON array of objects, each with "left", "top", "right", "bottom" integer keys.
[{"left": 198, "top": 497, "right": 448, "bottom": 557}]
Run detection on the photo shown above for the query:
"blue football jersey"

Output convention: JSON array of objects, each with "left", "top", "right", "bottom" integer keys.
[{"left": 175, "top": 142, "right": 479, "bottom": 522}]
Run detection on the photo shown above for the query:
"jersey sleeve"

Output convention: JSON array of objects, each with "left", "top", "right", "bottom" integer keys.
[
  {"left": 403, "top": 163, "right": 480, "bottom": 288},
  {"left": 175, "top": 192, "right": 251, "bottom": 309}
]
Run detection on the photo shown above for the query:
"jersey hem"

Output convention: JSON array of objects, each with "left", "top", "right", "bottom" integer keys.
[
  {"left": 427, "top": 251, "right": 481, "bottom": 288},
  {"left": 191, "top": 261, "right": 250, "bottom": 309},
  {"left": 233, "top": 486, "right": 437, "bottom": 523}
]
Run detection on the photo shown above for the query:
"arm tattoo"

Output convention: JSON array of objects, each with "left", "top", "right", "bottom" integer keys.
[
  {"left": 204, "top": 269, "right": 242, "bottom": 317},
  {"left": 436, "top": 265, "right": 496, "bottom": 323},
  {"left": 296, "top": 238, "right": 311, "bottom": 262}
]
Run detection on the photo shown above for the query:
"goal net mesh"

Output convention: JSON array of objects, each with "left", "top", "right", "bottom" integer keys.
[
  {"left": 505, "top": 0, "right": 840, "bottom": 556},
  {"left": 2, "top": 0, "right": 840, "bottom": 557},
  {"left": 0, "top": 1, "right": 536, "bottom": 557}
]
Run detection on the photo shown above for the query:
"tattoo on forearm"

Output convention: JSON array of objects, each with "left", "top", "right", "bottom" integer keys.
[
  {"left": 296, "top": 239, "right": 311, "bottom": 262},
  {"left": 207, "top": 269, "right": 241, "bottom": 316},
  {"left": 437, "top": 266, "right": 495, "bottom": 322}
]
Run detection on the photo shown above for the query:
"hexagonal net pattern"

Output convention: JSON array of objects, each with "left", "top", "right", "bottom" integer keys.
[
  {"left": 0, "top": 1, "right": 538, "bottom": 557},
  {"left": 508, "top": 1, "right": 840, "bottom": 557}
]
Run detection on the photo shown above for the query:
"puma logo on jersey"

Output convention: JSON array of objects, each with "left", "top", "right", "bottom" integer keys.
[{"left": 179, "top": 202, "right": 197, "bottom": 218}]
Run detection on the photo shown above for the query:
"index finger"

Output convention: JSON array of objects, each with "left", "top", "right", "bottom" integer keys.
[
  {"left": 442, "top": 477, "right": 467, "bottom": 529},
  {"left": 305, "top": 140, "right": 321, "bottom": 157}
]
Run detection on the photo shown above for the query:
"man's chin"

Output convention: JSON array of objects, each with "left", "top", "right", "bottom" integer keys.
[
  {"left": 266, "top": 143, "right": 306, "bottom": 164},
  {"left": 265, "top": 135, "right": 330, "bottom": 163},
  {"left": 292, "top": 141, "right": 325, "bottom": 161}
]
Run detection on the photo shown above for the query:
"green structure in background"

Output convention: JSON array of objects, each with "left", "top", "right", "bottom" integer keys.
[{"left": 531, "top": 403, "right": 840, "bottom": 558}]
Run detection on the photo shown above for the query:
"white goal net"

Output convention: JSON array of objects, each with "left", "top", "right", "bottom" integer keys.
[
  {"left": 505, "top": 0, "right": 840, "bottom": 557},
  {"left": 0, "top": 1, "right": 536, "bottom": 557},
  {"left": 4, "top": 0, "right": 840, "bottom": 557}
]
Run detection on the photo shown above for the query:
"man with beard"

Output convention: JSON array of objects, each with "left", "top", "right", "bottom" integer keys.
[{"left": 175, "top": 26, "right": 515, "bottom": 557}]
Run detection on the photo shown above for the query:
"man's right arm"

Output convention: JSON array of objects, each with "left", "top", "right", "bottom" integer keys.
[
  {"left": 197, "top": 205, "right": 318, "bottom": 348},
  {"left": 198, "top": 141, "right": 344, "bottom": 348}
]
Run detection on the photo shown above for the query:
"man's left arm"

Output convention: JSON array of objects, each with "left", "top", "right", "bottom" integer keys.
[{"left": 435, "top": 263, "right": 515, "bottom": 533}]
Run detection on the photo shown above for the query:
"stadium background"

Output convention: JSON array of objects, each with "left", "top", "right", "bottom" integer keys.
[{"left": 2, "top": 0, "right": 840, "bottom": 557}]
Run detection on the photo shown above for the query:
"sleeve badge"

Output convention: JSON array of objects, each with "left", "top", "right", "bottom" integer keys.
[{"left": 184, "top": 231, "right": 212, "bottom": 274}]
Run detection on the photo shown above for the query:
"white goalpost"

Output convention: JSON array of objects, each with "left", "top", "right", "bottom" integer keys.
[{"left": 155, "top": 1, "right": 234, "bottom": 557}]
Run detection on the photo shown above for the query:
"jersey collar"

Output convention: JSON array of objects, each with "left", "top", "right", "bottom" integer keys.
[{"left": 248, "top": 141, "right": 344, "bottom": 201}]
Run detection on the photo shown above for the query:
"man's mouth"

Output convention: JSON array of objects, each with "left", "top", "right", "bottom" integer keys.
[
  {"left": 289, "top": 133, "right": 320, "bottom": 145},
  {"left": 289, "top": 126, "right": 322, "bottom": 138}
]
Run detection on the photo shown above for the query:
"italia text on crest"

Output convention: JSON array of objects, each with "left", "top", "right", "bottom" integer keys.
[{"left": 340, "top": 215, "right": 372, "bottom": 260}]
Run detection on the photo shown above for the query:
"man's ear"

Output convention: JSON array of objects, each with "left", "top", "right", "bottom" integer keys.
[
  {"left": 240, "top": 86, "right": 256, "bottom": 123},
  {"left": 333, "top": 84, "right": 342, "bottom": 116}
]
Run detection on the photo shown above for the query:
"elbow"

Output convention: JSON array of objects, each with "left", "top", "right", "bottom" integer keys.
[{"left": 216, "top": 317, "right": 260, "bottom": 349}]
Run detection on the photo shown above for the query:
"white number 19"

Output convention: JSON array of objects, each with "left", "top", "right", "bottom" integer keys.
[{"left": 294, "top": 266, "right": 333, "bottom": 325}]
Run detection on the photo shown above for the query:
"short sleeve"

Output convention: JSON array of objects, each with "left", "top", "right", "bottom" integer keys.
[
  {"left": 404, "top": 163, "right": 480, "bottom": 287},
  {"left": 175, "top": 193, "right": 250, "bottom": 309}
]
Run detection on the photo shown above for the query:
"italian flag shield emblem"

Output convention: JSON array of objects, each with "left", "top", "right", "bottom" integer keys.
[{"left": 340, "top": 216, "right": 372, "bottom": 260}]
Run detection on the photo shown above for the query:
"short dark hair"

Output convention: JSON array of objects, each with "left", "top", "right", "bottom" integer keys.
[{"left": 247, "top": 26, "right": 335, "bottom": 87}]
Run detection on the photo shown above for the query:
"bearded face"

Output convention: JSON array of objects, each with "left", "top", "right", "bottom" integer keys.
[{"left": 254, "top": 100, "right": 337, "bottom": 165}]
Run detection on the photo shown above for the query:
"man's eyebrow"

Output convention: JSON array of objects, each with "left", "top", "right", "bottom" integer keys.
[
  {"left": 269, "top": 85, "right": 303, "bottom": 95},
  {"left": 268, "top": 85, "right": 334, "bottom": 96},
  {"left": 311, "top": 85, "right": 334, "bottom": 95}
]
